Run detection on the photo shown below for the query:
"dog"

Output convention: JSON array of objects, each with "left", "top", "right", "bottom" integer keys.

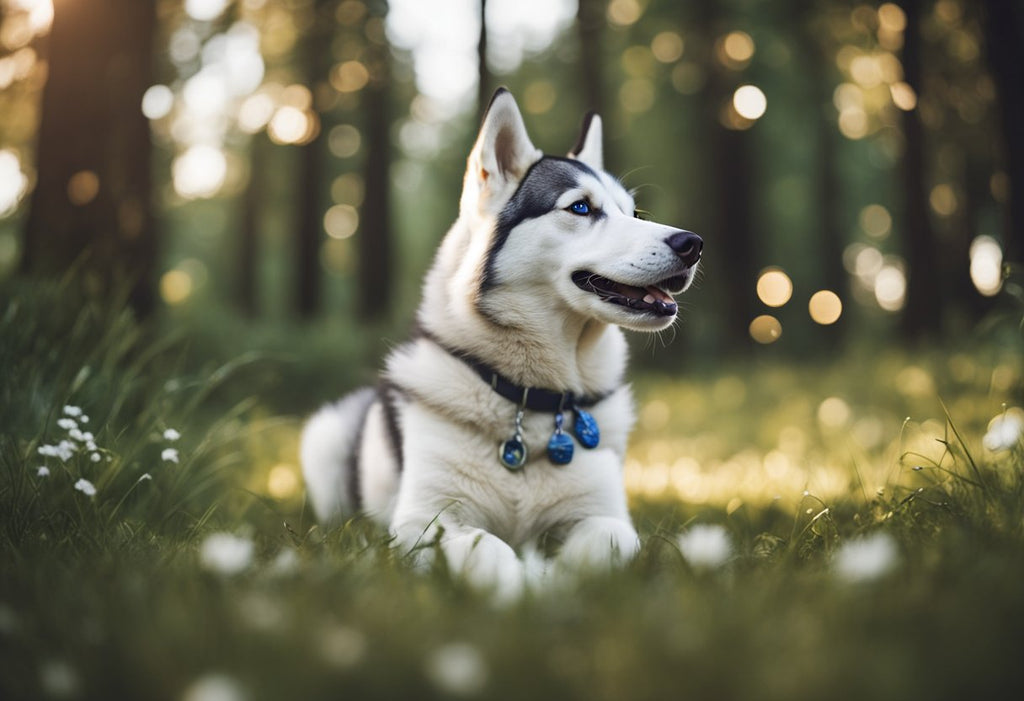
[{"left": 301, "top": 88, "right": 702, "bottom": 599}]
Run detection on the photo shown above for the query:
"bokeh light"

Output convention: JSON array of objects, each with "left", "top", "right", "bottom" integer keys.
[
  {"left": 889, "top": 82, "right": 917, "bottom": 111},
  {"left": 184, "top": 0, "right": 229, "bottom": 22},
  {"left": 732, "top": 85, "right": 767, "bottom": 120},
  {"left": 756, "top": 268, "right": 793, "bottom": 307},
  {"left": 141, "top": 85, "right": 175, "bottom": 120},
  {"left": 66, "top": 171, "right": 99, "bottom": 206},
  {"left": 717, "top": 31, "right": 755, "bottom": 69},
  {"left": 809, "top": 290, "right": 843, "bottom": 325},
  {"left": 969, "top": 235, "right": 1003, "bottom": 297},
  {"left": 817, "top": 397, "right": 851, "bottom": 429},
  {"left": 650, "top": 32, "right": 684, "bottom": 63},
  {"left": 874, "top": 265, "right": 906, "bottom": 311},
  {"left": 323, "top": 204, "right": 359, "bottom": 240},
  {"left": 749, "top": 315, "right": 782, "bottom": 344},
  {"left": 523, "top": 81, "right": 557, "bottom": 114},
  {"left": 0, "top": 150, "right": 29, "bottom": 217},
  {"left": 328, "top": 125, "right": 362, "bottom": 159},
  {"left": 330, "top": 60, "right": 370, "bottom": 93},
  {"left": 929, "top": 184, "right": 957, "bottom": 217},
  {"left": 238, "top": 93, "right": 276, "bottom": 133},
  {"left": 859, "top": 204, "right": 892, "bottom": 239},
  {"left": 268, "top": 106, "right": 317, "bottom": 145},
  {"left": 267, "top": 464, "right": 299, "bottom": 499},
  {"left": 160, "top": 269, "right": 194, "bottom": 305},
  {"left": 172, "top": 145, "right": 227, "bottom": 199},
  {"left": 607, "top": 0, "right": 643, "bottom": 27}
]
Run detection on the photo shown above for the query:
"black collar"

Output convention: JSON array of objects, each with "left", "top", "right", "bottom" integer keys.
[{"left": 419, "top": 330, "right": 612, "bottom": 413}]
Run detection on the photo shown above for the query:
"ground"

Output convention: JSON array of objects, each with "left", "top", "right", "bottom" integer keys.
[{"left": 2, "top": 282, "right": 1023, "bottom": 700}]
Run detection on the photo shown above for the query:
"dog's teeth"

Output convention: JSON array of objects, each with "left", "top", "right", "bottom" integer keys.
[{"left": 643, "top": 294, "right": 655, "bottom": 304}]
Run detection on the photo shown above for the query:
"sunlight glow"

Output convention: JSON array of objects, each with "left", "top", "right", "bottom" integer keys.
[
  {"left": 172, "top": 145, "right": 227, "bottom": 199},
  {"left": 757, "top": 268, "right": 793, "bottom": 307},
  {"left": 607, "top": 0, "right": 643, "bottom": 27},
  {"left": 970, "top": 235, "right": 1003, "bottom": 297},
  {"left": 267, "top": 464, "right": 299, "bottom": 499},
  {"left": 890, "top": 81, "right": 917, "bottom": 111},
  {"left": 328, "top": 125, "right": 362, "bottom": 159},
  {"left": 929, "top": 184, "right": 957, "bottom": 217},
  {"left": 717, "top": 31, "right": 755, "bottom": 69},
  {"left": 185, "top": 0, "right": 230, "bottom": 22},
  {"left": 0, "top": 150, "right": 29, "bottom": 217}
]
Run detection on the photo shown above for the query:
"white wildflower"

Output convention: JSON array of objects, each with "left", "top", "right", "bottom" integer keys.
[
  {"left": 677, "top": 524, "right": 733, "bottom": 568},
  {"left": 37, "top": 466, "right": 50, "bottom": 477},
  {"left": 181, "top": 673, "right": 247, "bottom": 701},
  {"left": 90, "top": 453, "right": 101, "bottom": 463},
  {"left": 74, "top": 479, "right": 97, "bottom": 497},
  {"left": 163, "top": 428, "right": 181, "bottom": 441},
  {"left": 983, "top": 407, "right": 1024, "bottom": 452},
  {"left": 161, "top": 448, "right": 180, "bottom": 464},
  {"left": 86, "top": 441, "right": 97, "bottom": 451},
  {"left": 62, "top": 405, "right": 82, "bottom": 417},
  {"left": 199, "top": 532, "right": 254, "bottom": 575},
  {"left": 54, "top": 441, "right": 75, "bottom": 461},
  {"left": 834, "top": 532, "right": 899, "bottom": 583},
  {"left": 57, "top": 418, "right": 77, "bottom": 431},
  {"left": 69, "top": 428, "right": 85, "bottom": 441},
  {"left": 139, "top": 473, "right": 153, "bottom": 482},
  {"left": 424, "top": 642, "right": 489, "bottom": 697},
  {"left": 38, "top": 445, "right": 56, "bottom": 457},
  {"left": 268, "top": 547, "right": 300, "bottom": 576},
  {"left": 80, "top": 415, "right": 89, "bottom": 424}
]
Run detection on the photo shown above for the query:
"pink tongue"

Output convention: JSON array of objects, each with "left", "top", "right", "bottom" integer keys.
[{"left": 644, "top": 286, "right": 674, "bottom": 304}]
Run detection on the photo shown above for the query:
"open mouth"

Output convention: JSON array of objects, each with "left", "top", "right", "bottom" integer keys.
[{"left": 572, "top": 271, "right": 685, "bottom": 317}]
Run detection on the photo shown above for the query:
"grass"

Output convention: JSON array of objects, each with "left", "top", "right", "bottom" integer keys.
[{"left": 2, "top": 279, "right": 1024, "bottom": 701}]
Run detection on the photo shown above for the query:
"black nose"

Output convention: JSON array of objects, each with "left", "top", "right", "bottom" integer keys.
[{"left": 666, "top": 231, "right": 703, "bottom": 266}]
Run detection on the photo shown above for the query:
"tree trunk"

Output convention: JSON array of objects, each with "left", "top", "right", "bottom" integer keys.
[
  {"left": 294, "top": 1, "right": 332, "bottom": 318},
  {"left": 477, "top": 0, "right": 491, "bottom": 121},
  {"left": 575, "top": 0, "right": 615, "bottom": 170},
  {"left": 22, "top": 0, "right": 157, "bottom": 316},
  {"left": 982, "top": 0, "right": 1024, "bottom": 265},
  {"left": 357, "top": 0, "right": 394, "bottom": 324},
  {"left": 899, "top": 0, "right": 942, "bottom": 340},
  {"left": 239, "top": 133, "right": 267, "bottom": 317}
]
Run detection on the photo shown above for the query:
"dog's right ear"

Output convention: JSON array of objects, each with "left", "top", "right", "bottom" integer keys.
[{"left": 464, "top": 88, "right": 541, "bottom": 212}]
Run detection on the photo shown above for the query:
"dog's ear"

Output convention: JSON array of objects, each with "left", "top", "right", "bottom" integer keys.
[
  {"left": 465, "top": 88, "right": 541, "bottom": 210},
  {"left": 569, "top": 112, "right": 603, "bottom": 171}
]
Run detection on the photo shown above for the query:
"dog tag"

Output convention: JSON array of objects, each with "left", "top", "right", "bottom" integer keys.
[
  {"left": 499, "top": 437, "right": 527, "bottom": 470},
  {"left": 547, "top": 411, "right": 574, "bottom": 465},
  {"left": 573, "top": 408, "right": 600, "bottom": 449}
]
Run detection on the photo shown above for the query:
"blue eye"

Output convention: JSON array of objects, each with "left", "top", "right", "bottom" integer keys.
[{"left": 568, "top": 200, "right": 590, "bottom": 216}]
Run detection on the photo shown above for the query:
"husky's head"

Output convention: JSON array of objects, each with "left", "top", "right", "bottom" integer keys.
[{"left": 445, "top": 89, "right": 701, "bottom": 336}]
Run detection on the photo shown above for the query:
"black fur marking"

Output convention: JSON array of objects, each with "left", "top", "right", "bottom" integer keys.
[
  {"left": 570, "top": 111, "right": 598, "bottom": 158},
  {"left": 480, "top": 156, "right": 603, "bottom": 292},
  {"left": 378, "top": 380, "right": 406, "bottom": 474},
  {"left": 347, "top": 396, "right": 376, "bottom": 512}
]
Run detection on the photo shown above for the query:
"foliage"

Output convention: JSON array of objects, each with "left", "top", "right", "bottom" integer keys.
[{"left": 2, "top": 282, "right": 1024, "bottom": 701}]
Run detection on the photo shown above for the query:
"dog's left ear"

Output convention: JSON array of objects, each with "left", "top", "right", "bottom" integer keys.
[
  {"left": 569, "top": 112, "right": 603, "bottom": 172},
  {"left": 465, "top": 88, "right": 541, "bottom": 211}
]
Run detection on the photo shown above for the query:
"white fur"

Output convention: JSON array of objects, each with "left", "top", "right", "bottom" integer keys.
[{"left": 301, "top": 90, "right": 698, "bottom": 598}]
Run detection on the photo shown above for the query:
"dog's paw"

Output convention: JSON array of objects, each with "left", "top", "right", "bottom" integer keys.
[
  {"left": 442, "top": 529, "right": 525, "bottom": 603},
  {"left": 558, "top": 517, "right": 641, "bottom": 571}
]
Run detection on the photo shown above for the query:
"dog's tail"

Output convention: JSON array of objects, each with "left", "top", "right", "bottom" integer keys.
[{"left": 300, "top": 387, "right": 376, "bottom": 523}]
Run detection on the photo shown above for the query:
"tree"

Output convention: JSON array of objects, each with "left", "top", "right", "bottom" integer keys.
[
  {"left": 21, "top": 0, "right": 157, "bottom": 315},
  {"left": 477, "top": 0, "right": 491, "bottom": 120},
  {"left": 576, "top": 0, "right": 615, "bottom": 170},
  {"left": 899, "top": 0, "right": 942, "bottom": 340},
  {"left": 981, "top": 0, "right": 1024, "bottom": 265},
  {"left": 356, "top": 0, "right": 394, "bottom": 323},
  {"left": 294, "top": 0, "right": 334, "bottom": 319}
]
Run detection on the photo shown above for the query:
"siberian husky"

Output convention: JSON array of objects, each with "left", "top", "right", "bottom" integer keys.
[{"left": 302, "top": 89, "right": 702, "bottom": 598}]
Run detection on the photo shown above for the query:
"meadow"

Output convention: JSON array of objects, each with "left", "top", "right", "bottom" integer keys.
[{"left": 2, "top": 278, "right": 1023, "bottom": 701}]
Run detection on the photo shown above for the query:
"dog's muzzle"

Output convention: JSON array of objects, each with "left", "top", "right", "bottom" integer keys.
[{"left": 665, "top": 231, "right": 703, "bottom": 268}]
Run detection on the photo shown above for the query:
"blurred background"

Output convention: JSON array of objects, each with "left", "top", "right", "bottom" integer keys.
[{"left": 0, "top": 0, "right": 1021, "bottom": 396}]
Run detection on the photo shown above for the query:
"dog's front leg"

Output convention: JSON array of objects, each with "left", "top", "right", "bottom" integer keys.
[
  {"left": 558, "top": 516, "right": 641, "bottom": 571},
  {"left": 393, "top": 520, "right": 525, "bottom": 602}
]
